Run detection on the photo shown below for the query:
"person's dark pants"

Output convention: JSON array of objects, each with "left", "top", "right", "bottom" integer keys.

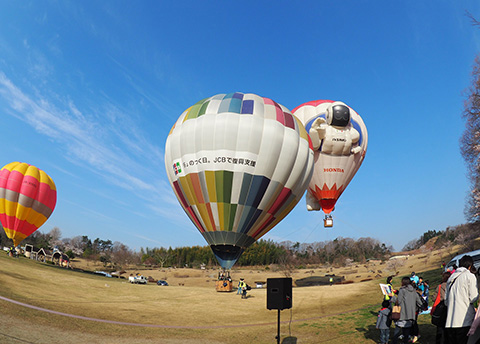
[
  {"left": 435, "top": 326, "right": 448, "bottom": 344},
  {"left": 393, "top": 325, "right": 412, "bottom": 344},
  {"left": 392, "top": 325, "right": 402, "bottom": 344},
  {"left": 435, "top": 326, "right": 445, "bottom": 344},
  {"left": 412, "top": 319, "right": 419, "bottom": 337},
  {"left": 402, "top": 327, "right": 413, "bottom": 344},
  {"left": 445, "top": 327, "right": 469, "bottom": 344},
  {"left": 379, "top": 328, "right": 389, "bottom": 344}
]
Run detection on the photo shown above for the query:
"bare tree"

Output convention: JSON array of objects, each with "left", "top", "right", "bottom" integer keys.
[
  {"left": 48, "top": 227, "right": 63, "bottom": 249},
  {"left": 461, "top": 13, "right": 480, "bottom": 222},
  {"left": 111, "top": 241, "right": 139, "bottom": 268},
  {"left": 386, "top": 258, "right": 406, "bottom": 276}
]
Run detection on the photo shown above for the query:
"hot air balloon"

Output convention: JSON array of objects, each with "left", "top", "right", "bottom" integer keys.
[
  {"left": 292, "top": 100, "right": 368, "bottom": 227},
  {"left": 0, "top": 162, "right": 57, "bottom": 246},
  {"left": 165, "top": 92, "right": 314, "bottom": 270}
]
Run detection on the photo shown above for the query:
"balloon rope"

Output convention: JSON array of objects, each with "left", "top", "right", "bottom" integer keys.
[
  {"left": 277, "top": 219, "right": 323, "bottom": 244},
  {"left": 331, "top": 214, "right": 377, "bottom": 239}
]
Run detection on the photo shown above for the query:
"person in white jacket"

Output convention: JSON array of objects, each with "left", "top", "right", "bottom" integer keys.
[{"left": 445, "top": 255, "right": 479, "bottom": 344}]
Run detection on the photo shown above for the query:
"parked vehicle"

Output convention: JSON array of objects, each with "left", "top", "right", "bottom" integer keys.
[
  {"left": 129, "top": 275, "right": 148, "bottom": 284},
  {"left": 94, "top": 271, "right": 112, "bottom": 278},
  {"left": 157, "top": 280, "right": 168, "bottom": 286},
  {"left": 445, "top": 249, "right": 480, "bottom": 271}
]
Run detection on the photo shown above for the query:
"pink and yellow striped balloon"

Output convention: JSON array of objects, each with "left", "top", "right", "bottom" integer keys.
[{"left": 0, "top": 162, "right": 57, "bottom": 246}]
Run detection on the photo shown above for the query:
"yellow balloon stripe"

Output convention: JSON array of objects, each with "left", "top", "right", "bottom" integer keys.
[
  {"left": 2, "top": 199, "right": 48, "bottom": 227},
  {"left": 4, "top": 228, "right": 27, "bottom": 247},
  {"left": 178, "top": 176, "right": 195, "bottom": 208},
  {"left": 38, "top": 169, "right": 57, "bottom": 191},
  {"left": 196, "top": 203, "right": 214, "bottom": 232},
  {"left": 204, "top": 171, "right": 216, "bottom": 203}
]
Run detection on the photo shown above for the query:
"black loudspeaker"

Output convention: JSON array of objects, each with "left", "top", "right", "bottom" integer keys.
[{"left": 267, "top": 277, "right": 292, "bottom": 310}]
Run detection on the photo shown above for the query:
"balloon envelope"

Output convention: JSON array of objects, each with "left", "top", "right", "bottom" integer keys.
[
  {"left": 0, "top": 162, "right": 57, "bottom": 246},
  {"left": 293, "top": 100, "right": 368, "bottom": 214},
  {"left": 165, "top": 93, "right": 314, "bottom": 269}
]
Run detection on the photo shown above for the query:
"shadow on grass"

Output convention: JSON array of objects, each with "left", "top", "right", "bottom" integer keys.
[
  {"left": 355, "top": 322, "right": 437, "bottom": 343},
  {"left": 356, "top": 325, "right": 378, "bottom": 342}
]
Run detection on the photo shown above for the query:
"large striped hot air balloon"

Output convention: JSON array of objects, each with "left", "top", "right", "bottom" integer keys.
[
  {"left": 293, "top": 100, "right": 368, "bottom": 227},
  {"left": 165, "top": 92, "right": 314, "bottom": 269},
  {"left": 0, "top": 162, "right": 57, "bottom": 246}
]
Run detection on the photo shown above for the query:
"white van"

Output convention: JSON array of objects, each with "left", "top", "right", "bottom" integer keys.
[{"left": 445, "top": 249, "right": 480, "bottom": 272}]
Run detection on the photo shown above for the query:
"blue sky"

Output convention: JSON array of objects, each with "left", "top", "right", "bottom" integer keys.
[{"left": 0, "top": 1, "right": 479, "bottom": 251}]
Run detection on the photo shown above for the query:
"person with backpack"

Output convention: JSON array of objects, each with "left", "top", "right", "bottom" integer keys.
[
  {"left": 376, "top": 299, "right": 392, "bottom": 344},
  {"left": 445, "top": 255, "right": 479, "bottom": 344},
  {"left": 431, "top": 271, "right": 451, "bottom": 344}
]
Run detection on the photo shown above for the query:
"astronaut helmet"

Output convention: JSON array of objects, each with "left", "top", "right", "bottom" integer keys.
[{"left": 326, "top": 101, "right": 350, "bottom": 127}]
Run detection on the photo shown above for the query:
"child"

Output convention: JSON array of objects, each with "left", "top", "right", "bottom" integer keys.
[{"left": 376, "top": 300, "right": 391, "bottom": 344}]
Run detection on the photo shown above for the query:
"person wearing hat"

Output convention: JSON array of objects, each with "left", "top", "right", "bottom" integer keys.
[
  {"left": 238, "top": 278, "right": 248, "bottom": 299},
  {"left": 236, "top": 278, "right": 244, "bottom": 295}
]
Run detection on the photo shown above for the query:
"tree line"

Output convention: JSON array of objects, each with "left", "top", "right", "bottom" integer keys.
[
  {"left": 0, "top": 226, "right": 393, "bottom": 270},
  {"left": 402, "top": 222, "right": 480, "bottom": 253},
  {"left": 3, "top": 221, "right": 478, "bottom": 271}
]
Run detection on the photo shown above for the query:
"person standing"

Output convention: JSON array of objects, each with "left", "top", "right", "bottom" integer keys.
[
  {"left": 384, "top": 276, "right": 395, "bottom": 302},
  {"left": 237, "top": 278, "right": 244, "bottom": 295},
  {"left": 432, "top": 271, "right": 451, "bottom": 344},
  {"left": 238, "top": 278, "right": 246, "bottom": 295},
  {"left": 376, "top": 300, "right": 392, "bottom": 344},
  {"left": 392, "top": 277, "right": 424, "bottom": 344},
  {"left": 445, "top": 255, "right": 479, "bottom": 344},
  {"left": 238, "top": 278, "right": 248, "bottom": 299}
]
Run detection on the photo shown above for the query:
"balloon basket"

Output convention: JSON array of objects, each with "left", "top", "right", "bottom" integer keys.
[
  {"left": 215, "top": 270, "right": 233, "bottom": 292},
  {"left": 324, "top": 215, "right": 333, "bottom": 228}
]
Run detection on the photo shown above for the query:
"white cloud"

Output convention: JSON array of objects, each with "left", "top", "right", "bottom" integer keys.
[{"left": 0, "top": 71, "right": 177, "bottom": 220}]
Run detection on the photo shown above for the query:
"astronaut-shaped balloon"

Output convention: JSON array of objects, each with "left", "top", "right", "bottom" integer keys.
[
  {"left": 308, "top": 101, "right": 362, "bottom": 156},
  {"left": 293, "top": 100, "right": 368, "bottom": 216}
]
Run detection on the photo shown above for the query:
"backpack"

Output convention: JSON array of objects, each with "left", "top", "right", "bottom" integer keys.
[
  {"left": 419, "top": 296, "right": 428, "bottom": 312},
  {"left": 386, "top": 312, "right": 392, "bottom": 327},
  {"left": 430, "top": 273, "right": 462, "bottom": 327},
  {"left": 431, "top": 300, "right": 447, "bottom": 327}
]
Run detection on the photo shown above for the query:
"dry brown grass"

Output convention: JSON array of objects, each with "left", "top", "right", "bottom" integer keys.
[{"left": 0, "top": 247, "right": 453, "bottom": 343}]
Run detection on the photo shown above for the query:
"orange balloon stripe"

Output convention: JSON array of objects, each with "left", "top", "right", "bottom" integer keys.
[
  {"left": 310, "top": 183, "right": 345, "bottom": 214},
  {"left": 189, "top": 173, "right": 205, "bottom": 204},
  {"left": 205, "top": 203, "right": 216, "bottom": 231},
  {"left": 311, "top": 183, "right": 345, "bottom": 200}
]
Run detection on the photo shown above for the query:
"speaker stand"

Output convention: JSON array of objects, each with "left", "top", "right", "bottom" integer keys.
[{"left": 276, "top": 309, "right": 281, "bottom": 344}]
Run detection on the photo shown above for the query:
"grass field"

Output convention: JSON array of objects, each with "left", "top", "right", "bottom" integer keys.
[{"left": 0, "top": 251, "right": 448, "bottom": 343}]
